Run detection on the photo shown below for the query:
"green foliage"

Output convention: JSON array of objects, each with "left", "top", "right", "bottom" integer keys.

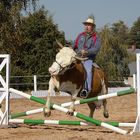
[
  {"left": 111, "top": 20, "right": 129, "bottom": 44},
  {"left": 0, "top": 2, "right": 24, "bottom": 69},
  {"left": 0, "top": 1, "right": 65, "bottom": 89},
  {"left": 18, "top": 8, "right": 65, "bottom": 77},
  {"left": 96, "top": 25, "right": 130, "bottom": 81},
  {"left": 0, "top": 0, "right": 37, "bottom": 10},
  {"left": 127, "top": 17, "right": 140, "bottom": 48}
]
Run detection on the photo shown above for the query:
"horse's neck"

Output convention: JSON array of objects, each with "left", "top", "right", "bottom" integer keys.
[{"left": 58, "top": 61, "right": 86, "bottom": 82}]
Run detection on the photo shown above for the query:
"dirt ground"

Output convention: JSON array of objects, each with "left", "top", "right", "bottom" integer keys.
[{"left": 0, "top": 93, "right": 140, "bottom": 140}]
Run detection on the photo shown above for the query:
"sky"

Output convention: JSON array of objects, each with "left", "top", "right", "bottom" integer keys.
[{"left": 37, "top": 0, "right": 140, "bottom": 40}]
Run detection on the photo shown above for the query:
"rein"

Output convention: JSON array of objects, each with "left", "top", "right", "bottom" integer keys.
[
  {"left": 55, "top": 57, "right": 76, "bottom": 75},
  {"left": 55, "top": 60, "right": 64, "bottom": 70}
]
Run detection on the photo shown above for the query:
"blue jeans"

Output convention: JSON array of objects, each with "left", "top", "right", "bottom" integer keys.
[{"left": 83, "top": 60, "right": 93, "bottom": 91}]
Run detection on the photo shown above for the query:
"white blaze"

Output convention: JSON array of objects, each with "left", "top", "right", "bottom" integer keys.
[{"left": 49, "top": 47, "right": 76, "bottom": 75}]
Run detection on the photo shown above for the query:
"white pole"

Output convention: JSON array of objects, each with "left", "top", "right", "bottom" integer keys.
[
  {"left": 34, "top": 75, "right": 37, "bottom": 91},
  {"left": 136, "top": 53, "right": 140, "bottom": 131},
  {"left": 5, "top": 55, "right": 10, "bottom": 125},
  {"left": 133, "top": 74, "right": 136, "bottom": 90},
  {"left": 131, "top": 53, "right": 140, "bottom": 133}
]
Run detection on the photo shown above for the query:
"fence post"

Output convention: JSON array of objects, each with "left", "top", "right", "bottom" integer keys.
[
  {"left": 131, "top": 53, "right": 140, "bottom": 133},
  {"left": 0, "top": 54, "right": 10, "bottom": 126},
  {"left": 133, "top": 74, "right": 136, "bottom": 90},
  {"left": 34, "top": 75, "right": 37, "bottom": 91}
]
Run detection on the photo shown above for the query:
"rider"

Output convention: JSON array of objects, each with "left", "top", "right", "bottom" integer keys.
[{"left": 73, "top": 16, "right": 102, "bottom": 98}]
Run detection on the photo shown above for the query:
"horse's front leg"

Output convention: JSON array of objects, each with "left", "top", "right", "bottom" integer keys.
[
  {"left": 44, "top": 78, "right": 55, "bottom": 117},
  {"left": 67, "top": 95, "right": 77, "bottom": 116},
  {"left": 44, "top": 90, "right": 51, "bottom": 117}
]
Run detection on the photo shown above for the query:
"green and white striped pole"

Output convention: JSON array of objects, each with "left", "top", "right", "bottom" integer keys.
[
  {"left": 10, "top": 88, "right": 135, "bottom": 107},
  {"left": 9, "top": 88, "right": 135, "bottom": 108},
  {"left": 9, "top": 118, "right": 135, "bottom": 127},
  {"left": 61, "top": 88, "right": 135, "bottom": 107},
  {"left": 9, "top": 109, "right": 135, "bottom": 128},
  {"left": 107, "top": 122, "right": 135, "bottom": 127},
  {"left": 51, "top": 103, "right": 128, "bottom": 134},
  {"left": 10, "top": 88, "right": 135, "bottom": 119},
  {"left": 10, "top": 108, "right": 44, "bottom": 119},
  {"left": 9, "top": 119, "right": 89, "bottom": 126},
  {"left": 9, "top": 88, "right": 128, "bottom": 134},
  {"left": 9, "top": 88, "right": 46, "bottom": 105}
]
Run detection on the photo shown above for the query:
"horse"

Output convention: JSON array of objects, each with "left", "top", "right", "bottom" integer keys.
[{"left": 44, "top": 41, "right": 109, "bottom": 118}]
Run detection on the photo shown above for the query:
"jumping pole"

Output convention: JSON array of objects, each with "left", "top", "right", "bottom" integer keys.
[
  {"left": 9, "top": 88, "right": 135, "bottom": 108},
  {"left": 9, "top": 118, "right": 135, "bottom": 127},
  {"left": 61, "top": 88, "right": 135, "bottom": 107},
  {"left": 9, "top": 88, "right": 128, "bottom": 134}
]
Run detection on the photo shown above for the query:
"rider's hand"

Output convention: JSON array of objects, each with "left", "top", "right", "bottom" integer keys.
[{"left": 80, "top": 50, "right": 88, "bottom": 57}]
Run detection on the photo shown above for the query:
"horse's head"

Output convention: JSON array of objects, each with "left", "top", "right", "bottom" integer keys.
[
  {"left": 48, "top": 42, "right": 76, "bottom": 76},
  {"left": 49, "top": 41, "right": 88, "bottom": 76}
]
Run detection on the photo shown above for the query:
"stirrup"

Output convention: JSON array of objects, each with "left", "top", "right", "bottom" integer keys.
[{"left": 80, "top": 89, "right": 89, "bottom": 98}]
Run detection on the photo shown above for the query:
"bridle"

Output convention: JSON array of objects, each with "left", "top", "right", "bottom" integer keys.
[
  {"left": 54, "top": 57, "right": 76, "bottom": 75},
  {"left": 55, "top": 60, "right": 64, "bottom": 71}
]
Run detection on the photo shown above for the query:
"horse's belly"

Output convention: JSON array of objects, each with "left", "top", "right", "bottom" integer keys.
[{"left": 59, "top": 81, "right": 80, "bottom": 95}]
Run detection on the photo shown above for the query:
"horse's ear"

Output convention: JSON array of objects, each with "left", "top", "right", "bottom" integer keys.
[
  {"left": 66, "top": 41, "right": 73, "bottom": 49},
  {"left": 55, "top": 39, "right": 64, "bottom": 49},
  {"left": 67, "top": 44, "right": 73, "bottom": 49}
]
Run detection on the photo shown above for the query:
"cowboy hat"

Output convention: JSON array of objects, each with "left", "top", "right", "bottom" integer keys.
[{"left": 83, "top": 18, "right": 95, "bottom": 26}]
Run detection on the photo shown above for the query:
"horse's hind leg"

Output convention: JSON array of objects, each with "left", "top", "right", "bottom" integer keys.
[
  {"left": 87, "top": 103, "right": 96, "bottom": 118},
  {"left": 103, "top": 99, "right": 109, "bottom": 118}
]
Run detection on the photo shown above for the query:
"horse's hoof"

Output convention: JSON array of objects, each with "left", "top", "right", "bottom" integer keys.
[
  {"left": 44, "top": 108, "right": 51, "bottom": 117},
  {"left": 66, "top": 111, "right": 74, "bottom": 116},
  {"left": 104, "top": 111, "right": 109, "bottom": 118},
  {"left": 44, "top": 111, "right": 51, "bottom": 117}
]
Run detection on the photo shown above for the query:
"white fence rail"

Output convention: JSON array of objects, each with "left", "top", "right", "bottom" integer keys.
[
  {"left": 9, "top": 75, "right": 131, "bottom": 92},
  {"left": 10, "top": 75, "right": 50, "bottom": 91}
]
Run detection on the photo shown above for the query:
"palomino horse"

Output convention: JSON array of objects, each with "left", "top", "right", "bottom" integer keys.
[{"left": 44, "top": 41, "right": 109, "bottom": 118}]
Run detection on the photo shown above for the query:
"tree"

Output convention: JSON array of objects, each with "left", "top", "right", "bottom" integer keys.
[
  {"left": 0, "top": 0, "right": 38, "bottom": 62},
  {"left": 0, "top": 1, "right": 24, "bottom": 66},
  {"left": 96, "top": 25, "right": 130, "bottom": 81},
  {"left": 111, "top": 20, "right": 129, "bottom": 44},
  {"left": 0, "top": 0, "right": 66, "bottom": 89},
  {"left": 127, "top": 17, "right": 140, "bottom": 48},
  {"left": 18, "top": 8, "right": 65, "bottom": 76},
  {"left": 0, "top": 0, "right": 37, "bottom": 10},
  {"left": 0, "top": 0, "right": 65, "bottom": 76}
]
